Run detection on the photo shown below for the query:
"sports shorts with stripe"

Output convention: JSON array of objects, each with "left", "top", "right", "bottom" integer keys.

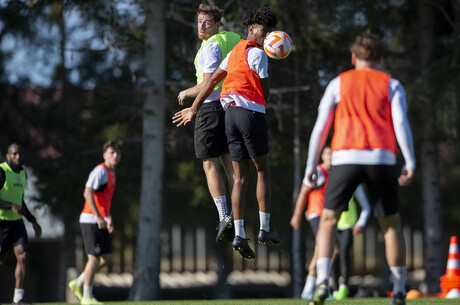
[
  {"left": 225, "top": 106, "right": 269, "bottom": 161},
  {"left": 324, "top": 164, "right": 399, "bottom": 217},
  {"left": 194, "top": 101, "right": 229, "bottom": 159}
]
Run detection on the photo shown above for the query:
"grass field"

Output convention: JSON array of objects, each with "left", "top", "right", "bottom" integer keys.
[{"left": 5, "top": 298, "right": 457, "bottom": 305}]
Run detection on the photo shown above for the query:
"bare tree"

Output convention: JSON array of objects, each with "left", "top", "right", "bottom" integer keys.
[{"left": 129, "top": 0, "right": 165, "bottom": 300}]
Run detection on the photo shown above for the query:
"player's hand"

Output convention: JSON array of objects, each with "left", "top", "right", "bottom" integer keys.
[
  {"left": 178, "top": 90, "right": 187, "bottom": 106},
  {"left": 172, "top": 107, "right": 195, "bottom": 127},
  {"left": 352, "top": 225, "right": 364, "bottom": 235},
  {"left": 398, "top": 168, "right": 414, "bottom": 186},
  {"left": 11, "top": 203, "right": 24, "bottom": 216},
  {"left": 107, "top": 218, "right": 114, "bottom": 234},
  {"left": 96, "top": 215, "right": 107, "bottom": 230},
  {"left": 290, "top": 213, "right": 302, "bottom": 230},
  {"left": 32, "top": 222, "right": 42, "bottom": 238}
]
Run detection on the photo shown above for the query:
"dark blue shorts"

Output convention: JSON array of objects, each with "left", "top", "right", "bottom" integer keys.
[
  {"left": 80, "top": 223, "right": 112, "bottom": 257},
  {"left": 225, "top": 106, "right": 269, "bottom": 161},
  {"left": 194, "top": 101, "right": 229, "bottom": 159},
  {"left": 0, "top": 219, "right": 28, "bottom": 255},
  {"left": 324, "top": 164, "right": 399, "bottom": 217}
]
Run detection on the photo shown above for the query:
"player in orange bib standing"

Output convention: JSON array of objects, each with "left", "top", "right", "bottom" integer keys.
[
  {"left": 173, "top": 7, "right": 280, "bottom": 259},
  {"left": 305, "top": 32, "right": 416, "bottom": 305},
  {"left": 68, "top": 141, "right": 121, "bottom": 305}
]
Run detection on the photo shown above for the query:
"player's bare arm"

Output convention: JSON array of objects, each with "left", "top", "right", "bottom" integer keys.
[
  {"left": 83, "top": 186, "right": 106, "bottom": 229},
  {"left": 260, "top": 77, "right": 270, "bottom": 104},
  {"left": 398, "top": 168, "right": 414, "bottom": 186},
  {"left": 178, "top": 73, "right": 213, "bottom": 106},
  {"left": 173, "top": 68, "right": 227, "bottom": 127},
  {"left": 290, "top": 183, "right": 313, "bottom": 230}
]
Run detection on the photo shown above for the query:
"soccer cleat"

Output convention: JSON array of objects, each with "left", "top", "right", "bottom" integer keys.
[
  {"left": 68, "top": 279, "right": 83, "bottom": 301},
  {"left": 333, "top": 286, "right": 349, "bottom": 300},
  {"left": 307, "top": 283, "right": 328, "bottom": 305},
  {"left": 216, "top": 214, "right": 234, "bottom": 244},
  {"left": 81, "top": 297, "right": 103, "bottom": 305},
  {"left": 389, "top": 292, "right": 406, "bottom": 305},
  {"left": 12, "top": 300, "right": 33, "bottom": 305},
  {"left": 301, "top": 290, "right": 313, "bottom": 300},
  {"left": 232, "top": 236, "right": 256, "bottom": 259},
  {"left": 257, "top": 229, "right": 280, "bottom": 245}
]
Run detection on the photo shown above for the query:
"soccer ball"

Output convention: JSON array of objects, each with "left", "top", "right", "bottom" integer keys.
[{"left": 263, "top": 31, "right": 293, "bottom": 60}]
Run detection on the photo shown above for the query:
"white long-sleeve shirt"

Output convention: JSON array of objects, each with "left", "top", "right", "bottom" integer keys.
[{"left": 306, "top": 73, "right": 416, "bottom": 176}]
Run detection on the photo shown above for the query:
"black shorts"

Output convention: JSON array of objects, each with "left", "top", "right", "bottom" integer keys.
[
  {"left": 80, "top": 223, "right": 112, "bottom": 256},
  {"left": 194, "top": 101, "right": 229, "bottom": 159},
  {"left": 225, "top": 106, "right": 269, "bottom": 161},
  {"left": 324, "top": 164, "right": 399, "bottom": 217},
  {"left": 308, "top": 216, "right": 320, "bottom": 236},
  {"left": 0, "top": 219, "right": 28, "bottom": 256}
]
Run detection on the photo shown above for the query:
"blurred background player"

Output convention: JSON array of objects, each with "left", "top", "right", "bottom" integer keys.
[
  {"left": 68, "top": 141, "right": 121, "bottom": 305},
  {"left": 331, "top": 184, "right": 370, "bottom": 300},
  {"left": 0, "top": 143, "right": 42, "bottom": 305},
  {"left": 173, "top": 7, "right": 280, "bottom": 259},
  {"left": 305, "top": 32, "right": 415, "bottom": 305},
  {"left": 291, "top": 147, "right": 370, "bottom": 300},
  {"left": 175, "top": 4, "right": 240, "bottom": 244}
]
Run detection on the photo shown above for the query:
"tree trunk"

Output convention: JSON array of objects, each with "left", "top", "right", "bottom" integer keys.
[
  {"left": 129, "top": 0, "right": 165, "bottom": 300},
  {"left": 291, "top": 56, "right": 304, "bottom": 298},
  {"left": 418, "top": 0, "right": 444, "bottom": 294}
]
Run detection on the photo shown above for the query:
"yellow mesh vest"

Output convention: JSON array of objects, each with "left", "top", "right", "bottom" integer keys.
[
  {"left": 337, "top": 195, "right": 358, "bottom": 229},
  {"left": 0, "top": 162, "right": 25, "bottom": 221},
  {"left": 194, "top": 31, "right": 240, "bottom": 89}
]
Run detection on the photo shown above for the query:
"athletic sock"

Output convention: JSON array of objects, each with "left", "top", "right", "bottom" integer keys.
[
  {"left": 316, "top": 257, "right": 331, "bottom": 286},
  {"left": 234, "top": 219, "right": 246, "bottom": 239},
  {"left": 390, "top": 266, "right": 406, "bottom": 295},
  {"left": 76, "top": 272, "right": 85, "bottom": 287},
  {"left": 213, "top": 195, "right": 228, "bottom": 221},
  {"left": 13, "top": 288, "right": 24, "bottom": 303},
  {"left": 83, "top": 285, "right": 93, "bottom": 300},
  {"left": 259, "top": 211, "right": 270, "bottom": 232},
  {"left": 303, "top": 275, "right": 316, "bottom": 295}
]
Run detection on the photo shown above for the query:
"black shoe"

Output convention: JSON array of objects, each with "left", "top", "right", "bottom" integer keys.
[
  {"left": 12, "top": 300, "right": 33, "bottom": 305},
  {"left": 216, "top": 214, "right": 234, "bottom": 244},
  {"left": 307, "top": 283, "right": 328, "bottom": 305},
  {"left": 258, "top": 229, "right": 280, "bottom": 245},
  {"left": 389, "top": 292, "right": 406, "bottom": 305},
  {"left": 232, "top": 236, "right": 255, "bottom": 259}
]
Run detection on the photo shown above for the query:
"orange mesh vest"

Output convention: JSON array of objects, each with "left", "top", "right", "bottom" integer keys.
[
  {"left": 81, "top": 163, "right": 116, "bottom": 217},
  {"left": 221, "top": 39, "right": 265, "bottom": 106},
  {"left": 331, "top": 69, "right": 397, "bottom": 154},
  {"left": 307, "top": 164, "right": 329, "bottom": 218}
]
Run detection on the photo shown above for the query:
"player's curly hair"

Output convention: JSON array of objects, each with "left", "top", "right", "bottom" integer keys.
[
  {"left": 197, "top": 4, "right": 223, "bottom": 23},
  {"left": 242, "top": 7, "right": 277, "bottom": 28},
  {"left": 350, "top": 32, "right": 384, "bottom": 62}
]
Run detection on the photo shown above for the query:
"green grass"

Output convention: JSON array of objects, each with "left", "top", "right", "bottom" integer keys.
[{"left": 9, "top": 298, "right": 457, "bottom": 305}]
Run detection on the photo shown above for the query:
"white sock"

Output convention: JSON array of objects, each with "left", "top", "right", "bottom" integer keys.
[
  {"left": 13, "top": 288, "right": 24, "bottom": 303},
  {"left": 234, "top": 219, "right": 246, "bottom": 239},
  {"left": 213, "top": 195, "right": 228, "bottom": 221},
  {"left": 259, "top": 211, "right": 270, "bottom": 232},
  {"left": 76, "top": 272, "right": 85, "bottom": 287},
  {"left": 316, "top": 257, "right": 331, "bottom": 285},
  {"left": 303, "top": 275, "right": 316, "bottom": 295},
  {"left": 83, "top": 285, "right": 93, "bottom": 300},
  {"left": 390, "top": 266, "right": 406, "bottom": 295}
]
